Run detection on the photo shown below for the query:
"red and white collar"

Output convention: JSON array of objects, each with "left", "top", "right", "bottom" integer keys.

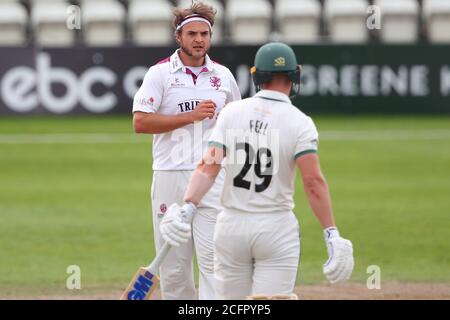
[{"left": 169, "top": 50, "right": 214, "bottom": 74}]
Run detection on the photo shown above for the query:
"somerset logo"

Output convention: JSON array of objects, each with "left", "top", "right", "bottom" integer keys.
[{"left": 210, "top": 76, "right": 221, "bottom": 90}]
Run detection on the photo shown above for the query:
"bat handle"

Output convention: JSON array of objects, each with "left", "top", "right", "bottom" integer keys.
[{"left": 148, "top": 242, "right": 171, "bottom": 275}]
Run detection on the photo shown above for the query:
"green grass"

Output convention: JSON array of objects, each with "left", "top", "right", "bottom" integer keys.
[{"left": 0, "top": 115, "right": 449, "bottom": 297}]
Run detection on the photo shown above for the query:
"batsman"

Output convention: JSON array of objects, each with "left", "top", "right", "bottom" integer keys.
[{"left": 163, "top": 42, "right": 355, "bottom": 299}]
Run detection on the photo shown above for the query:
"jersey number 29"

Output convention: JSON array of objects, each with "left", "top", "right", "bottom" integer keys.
[{"left": 233, "top": 142, "right": 273, "bottom": 193}]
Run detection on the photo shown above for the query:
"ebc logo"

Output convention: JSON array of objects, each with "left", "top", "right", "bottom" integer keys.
[{"left": 127, "top": 273, "right": 154, "bottom": 300}]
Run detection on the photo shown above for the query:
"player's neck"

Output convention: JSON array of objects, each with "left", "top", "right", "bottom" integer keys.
[
  {"left": 262, "top": 74, "right": 292, "bottom": 96},
  {"left": 178, "top": 50, "right": 205, "bottom": 67},
  {"left": 261, "top": 84, "right": 291, "bottom": 97}
]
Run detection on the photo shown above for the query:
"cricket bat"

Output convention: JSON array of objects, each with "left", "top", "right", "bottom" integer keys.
[
  {"left": 120, "top": 241, "right": 171, "bottom": 300},
  {"left": 120, "top": 205, "right": 193, "bottom": 300}
]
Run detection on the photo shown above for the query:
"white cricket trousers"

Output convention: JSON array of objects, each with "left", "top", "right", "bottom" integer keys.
[
  {"left": 151, "top": 170, "right": 223, "bottom": 300},
  {"left": 214, "top": 210, "right": 300, "bottom": 300}
]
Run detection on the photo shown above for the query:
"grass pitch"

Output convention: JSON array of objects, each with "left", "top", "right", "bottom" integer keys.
[{"left": 0, "top": 115, "right": 449, "bottom": 298}]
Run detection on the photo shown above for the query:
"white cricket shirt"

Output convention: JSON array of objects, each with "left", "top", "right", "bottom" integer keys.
[
  {"left": 208, "top": 90, "right": 319, "bottom": 213},
  {"left": 133, "top": 50, "right": 241, "bottom": 170}
]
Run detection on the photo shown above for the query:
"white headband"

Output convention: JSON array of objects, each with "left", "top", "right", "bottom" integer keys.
[{"left": 176, "top": 15, "right": 212, "bottom": 31}]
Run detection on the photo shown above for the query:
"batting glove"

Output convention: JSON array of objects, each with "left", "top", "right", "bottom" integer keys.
[
  {"left": 323, "top": 227, "right": 354, "bottom": 284},
  {"left": 160, "top": 203, "right": 196, "bottom": 247}
]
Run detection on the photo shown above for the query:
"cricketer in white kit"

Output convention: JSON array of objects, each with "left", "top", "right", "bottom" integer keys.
[
  {"left": 162, "top": 42, "right": 354, "bottom": 299},
  {"left": 132, "top": 2, "right": 241, "bottom": 300}
]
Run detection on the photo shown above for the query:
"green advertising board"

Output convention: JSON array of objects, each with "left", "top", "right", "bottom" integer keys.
[
  {"left": 291, "top": 44, "right": 450, "bottom": 114},
  {"left": 0, "top": 45, "right": 449, "bottom": 114}
]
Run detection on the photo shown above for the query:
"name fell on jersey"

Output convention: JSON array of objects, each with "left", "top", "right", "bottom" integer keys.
[
  {"left": 249, "top": 119, "right": 269, "bottom": 135},
  {"left": 178, "top": 99, "right": 201, "bottom": 113}
]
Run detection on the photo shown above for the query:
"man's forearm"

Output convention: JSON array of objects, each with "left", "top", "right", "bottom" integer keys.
[
  {"left": 184, "top": 162, "right": 221, "bottom": 206},
  {"left": 304, "top": 177, "right": 335, "bottom": 229},
  {"left": 134, "top": 112, "right": 193, "bottom": 134}
]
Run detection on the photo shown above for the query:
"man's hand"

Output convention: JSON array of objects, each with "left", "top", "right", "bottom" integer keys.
[
  {"left": 190, "top": 100, "right": 216, "bottom": 121},
  {"left": 160, "top": 203, "right": 196, "bottom": 247},
  {"left": 323, "top": 227, "right": 354, "bottom": 284}
]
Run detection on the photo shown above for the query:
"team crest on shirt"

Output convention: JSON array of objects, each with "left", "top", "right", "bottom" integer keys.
[
  {"left": 158, "top": 203, "right": 167, "bottom": 218},
  {"left": 274, "top": 57, "right": 286, "bottom": 67},
  {"left": 210, "top": 76, "right": 221, "bottom": 90}
]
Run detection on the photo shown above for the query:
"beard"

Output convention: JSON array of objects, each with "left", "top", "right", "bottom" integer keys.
[
  {"left": 180, "top": 44, "right": 193, "bottom": 57},
  {"left": 180, "top": 44, "right": 209, "bottom": 58}
]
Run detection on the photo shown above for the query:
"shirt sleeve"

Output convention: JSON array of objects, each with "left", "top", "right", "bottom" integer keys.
[
  {"left": 132, "top": 66, "right": 163, "bottom": 113},
  {"left": 225, "top": 69, "right": 242, "bottom": 103},
  {"left": 294, "top": 116, "right": 319, "bottom": 160},
  {"left": 208, "top": 107, "right": 229, "bottom": 151}
]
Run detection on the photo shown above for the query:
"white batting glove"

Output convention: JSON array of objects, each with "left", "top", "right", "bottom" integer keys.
[
  {"left": 323, "top": 227, "right": 354, "bottom": 284},
  {"left": 160, "top": 203, "right": 196, "bottom": 247}
]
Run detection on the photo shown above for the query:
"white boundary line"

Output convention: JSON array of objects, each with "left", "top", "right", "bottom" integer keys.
[
  {"left": 0, "top": 130, "right": 449, "bottom": 144},
  {"left": 0, "top": 133, "right": 144, "bottom": 144},
  {"left": 320, "top": 129, "right": 450, "bottom": 141}
]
